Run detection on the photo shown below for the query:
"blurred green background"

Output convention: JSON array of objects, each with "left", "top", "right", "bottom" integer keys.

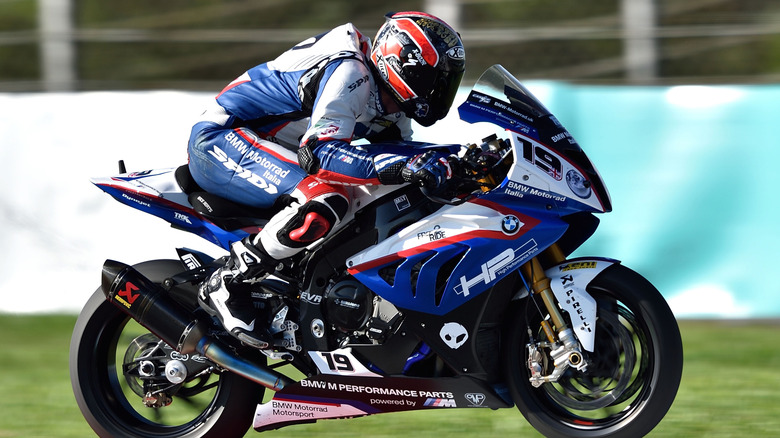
[
  {"left": 3, "top": 315, "right": 779, "bottom": 437},
  {"left": 4, "top": 0, "right": 780, "bottom": 91}
]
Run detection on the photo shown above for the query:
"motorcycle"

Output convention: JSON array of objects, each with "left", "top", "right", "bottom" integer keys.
[{"left": 70, "top": 65, "right": 683, "bottom": 438}]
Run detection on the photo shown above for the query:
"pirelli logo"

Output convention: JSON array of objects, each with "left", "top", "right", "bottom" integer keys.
[{"left": 560, "top": 261, "right": 597, "bottom": 272}]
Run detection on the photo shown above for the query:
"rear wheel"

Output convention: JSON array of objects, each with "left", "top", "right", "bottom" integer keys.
[
  {"left": 70, "top": 260, "right": 264, "bottom": 438},
  {"left": 505, "top": 264, "right": 683, "bottom": 437}
]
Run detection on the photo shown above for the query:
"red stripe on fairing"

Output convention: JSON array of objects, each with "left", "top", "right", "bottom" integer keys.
[
  {"left": 347, "top": 229, "right": 513, "bottom": 275},
  {"left": 346, "top": 229, "right": 507, "bottom": 275},
  {"left": 234, "top": 129, "right": 298, "bottom": 164},
  {"left": 347, "top": 199, "right": 541, "bottom": 275},
  {"left": 348, "top": 253, "right": 403, "bottom": 275},
  {"left": 101, "top": 182, "right": 203, "bottom": 218}
]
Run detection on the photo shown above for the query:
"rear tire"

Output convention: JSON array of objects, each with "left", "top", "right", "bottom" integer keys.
[
  {"left": 505, "top": 264, "right": 683, "bottom": 437},
  {"left": 70, "top": 260, "right": 264, "bottom": 438}
]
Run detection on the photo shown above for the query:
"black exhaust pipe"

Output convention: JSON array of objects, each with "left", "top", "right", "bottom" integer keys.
[
  {"left": 101, "top": 260, "right": 292, "bottom": 391},
  {"left": 102, "top": 259, "right": 206, "bottom": 354}
]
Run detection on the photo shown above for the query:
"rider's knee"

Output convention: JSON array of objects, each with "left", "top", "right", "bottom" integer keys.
[{"left": 276, "top": 186, "right": 349, "bottom": 248}]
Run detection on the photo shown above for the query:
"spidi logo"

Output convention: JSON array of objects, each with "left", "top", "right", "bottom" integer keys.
[{"left": 208, "top": 145, "right": 278, "bottom": 195}]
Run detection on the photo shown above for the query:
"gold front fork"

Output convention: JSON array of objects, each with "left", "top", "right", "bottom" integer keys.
[
  {"left": 521, "top": 244, "right": 568, "bottom": 340},
  {"left": 522, "top": 244, "right": 588, "bottom": 385}
]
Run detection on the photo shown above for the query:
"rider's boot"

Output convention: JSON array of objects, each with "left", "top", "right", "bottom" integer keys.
[
  {"left": 199, "top": 182, "right": 348, "bottom": 348},
  {"left": 198, "top": 238, "right": 276, "bottom": 348}
]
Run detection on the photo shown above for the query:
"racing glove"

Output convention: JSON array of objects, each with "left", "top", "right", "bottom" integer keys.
[{"left": 401, "top": 151, "right": 454, "bottom": 189}]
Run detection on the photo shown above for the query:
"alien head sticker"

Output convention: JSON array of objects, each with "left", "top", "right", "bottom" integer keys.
[{"left": 440, "top": 322, "right": 469, "bottom": 349}]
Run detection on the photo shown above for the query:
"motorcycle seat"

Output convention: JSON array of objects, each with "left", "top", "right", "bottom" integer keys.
[
  {"left": 174, "top": 165, "right": 278, "bottom": 231},
  {"left": 174, "top": 164, "right": 205, "bottom": 193}
]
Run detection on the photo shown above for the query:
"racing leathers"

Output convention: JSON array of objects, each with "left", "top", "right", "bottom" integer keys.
[{"left": 188, "top": 23, "right": 451, "bottom": 347}]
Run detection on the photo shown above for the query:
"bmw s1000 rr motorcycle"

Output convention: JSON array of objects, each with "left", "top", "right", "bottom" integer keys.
[{"left": 71, "top": 65, "right": 683, "bottom": 438}]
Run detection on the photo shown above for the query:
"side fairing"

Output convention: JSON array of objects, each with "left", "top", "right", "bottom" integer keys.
[{"left": 346, "top": 196, "right": 567, "bottom": 315}]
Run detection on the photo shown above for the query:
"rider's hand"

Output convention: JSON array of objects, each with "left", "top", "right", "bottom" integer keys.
[{"left": 402, "top": 151, "right": 454, "bottom": 189}]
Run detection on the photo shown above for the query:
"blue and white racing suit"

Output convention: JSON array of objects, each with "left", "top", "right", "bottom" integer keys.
[{"left": 188, "top": 23, "right": 425, "bottom": 259}]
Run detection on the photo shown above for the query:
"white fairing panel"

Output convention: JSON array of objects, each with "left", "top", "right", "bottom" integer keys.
[
  {"left": 505, "top": 132, "right": 607, "bottom": 213},
  {"left": 90, "top": 168, "right": 191, "bottom": 207},
  {"left": 347, "top": 201, "right": 511, "bottom": 269},
  {"left": 545, "top": 258, "right": 616, "bottom": 352}
]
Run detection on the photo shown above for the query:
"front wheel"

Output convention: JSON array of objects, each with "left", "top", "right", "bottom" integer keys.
[
  {"left": 505, "top": 264, "right": 683, "bottom": 437},
  {"left": 70, "top": 260, "right": 264, "bottom": 438}
]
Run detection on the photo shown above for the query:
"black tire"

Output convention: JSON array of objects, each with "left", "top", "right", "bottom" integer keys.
[
  {"left": 70, "top": 260, "right": 264, "bottom": 438},
  {"left": 505, "top": 264, "right": 683, "bottom": 438}
]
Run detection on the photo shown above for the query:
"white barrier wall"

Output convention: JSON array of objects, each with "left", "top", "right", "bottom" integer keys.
[{"left": 1, "top": 84, "right": 777, "bottom": 317}]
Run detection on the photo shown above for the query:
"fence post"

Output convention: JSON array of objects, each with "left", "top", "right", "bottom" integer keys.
[
  {"left": 424, "top": 0, "right": 462, "bottom": 31},
  {"left": 621, "top": 0, "right": 658, "bottom": 83},
  {"left": 38, "top": 0, "right": 75, "bottom": 91}
]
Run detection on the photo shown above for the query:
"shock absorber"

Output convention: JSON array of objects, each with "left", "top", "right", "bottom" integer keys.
[{"left": 522, "top": 257, "right": 567, "bottom": 332}]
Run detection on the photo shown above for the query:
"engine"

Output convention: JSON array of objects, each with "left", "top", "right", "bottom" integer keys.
[
  {"left": 323, "top": 275, "right": 403, "bottom": 346},
  {"left": 325, "top": 278, "right": 372, "bottom": 332}
]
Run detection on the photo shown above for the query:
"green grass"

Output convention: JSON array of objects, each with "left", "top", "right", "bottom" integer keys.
[{"left": 1, "top": 315, "right": 778, "bottom": 437}]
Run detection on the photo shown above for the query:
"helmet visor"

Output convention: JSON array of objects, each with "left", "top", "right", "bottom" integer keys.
[{"left": 408, "top": 68, "right": 464, "bottom": 127}]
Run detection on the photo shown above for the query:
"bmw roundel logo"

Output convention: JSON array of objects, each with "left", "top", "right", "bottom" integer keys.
[{"left": 502, "top": 215, "right": 521, "bottom": 234}]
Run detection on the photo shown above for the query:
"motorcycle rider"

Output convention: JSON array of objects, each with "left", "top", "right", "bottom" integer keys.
[{"left": 188, "top": 11, "right": 466, "bottom": 348}]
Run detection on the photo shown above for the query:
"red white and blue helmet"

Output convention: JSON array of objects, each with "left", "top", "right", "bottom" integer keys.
[{"left": 370, "top": 11, "right": 466, "bottom": 127}]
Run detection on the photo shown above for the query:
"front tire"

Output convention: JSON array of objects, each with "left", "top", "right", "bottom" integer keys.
[
  {"left": 70, "top": 260, "right": 264, "bottom": 438},
  {"left": 506, "top": 264, "right": 683, "bottom": 437}
]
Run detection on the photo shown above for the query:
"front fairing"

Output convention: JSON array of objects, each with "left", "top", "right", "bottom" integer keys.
[
  {"left": 347, "top": 66, "right": 613, "bottom": 315},
  {"left": 458, "top": 65, "right": 612, "bottom": 214}
]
